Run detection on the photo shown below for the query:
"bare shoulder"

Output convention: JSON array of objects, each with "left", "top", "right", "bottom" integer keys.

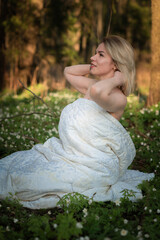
[
  {"left": 110, "top": 88, "right": 127, "bottom": 108},
  {"left": 108, "top": 88, "right": 127, "bottom": 120}
]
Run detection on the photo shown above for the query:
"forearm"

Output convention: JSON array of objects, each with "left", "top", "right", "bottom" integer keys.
[
  {"left": 64, "top": 64, "right": 90, "bottom": 76},
  {"left": 63, "top": 64, "right": 96, "bottom": 95}
]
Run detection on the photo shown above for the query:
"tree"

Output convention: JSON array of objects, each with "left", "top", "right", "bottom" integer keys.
[
  {"left": 1, "top": 0, "right": 40, "bottom": 91},
  {"left": 0, "top": 0, "right": 7, "bottom": 91},
  {"left": 147, "top": 0, "right": 160, "bottom": 106},
  {"left": 0, "top": 0, "right": 153, "bottom": 93}
]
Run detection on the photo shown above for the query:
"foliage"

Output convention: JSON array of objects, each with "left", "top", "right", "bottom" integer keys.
[
  {"left": 111, "top": 0, "right": 151, "bottom": 51},
  {"left": 42, "top": 0, "right": 79, "bottom": 63},
  {"left": 3, "top": 0, "right": 37, "bottom": 62},
  {"left": 0, "top": 0, "right": 152, "bottom": 91},
  {"left": 0, "top": 89, "right": 160, "bottom": 240}
]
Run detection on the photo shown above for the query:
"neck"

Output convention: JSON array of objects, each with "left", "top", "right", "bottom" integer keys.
[{"left": 99, "top": 71, "right": 115, "bottom": 80}]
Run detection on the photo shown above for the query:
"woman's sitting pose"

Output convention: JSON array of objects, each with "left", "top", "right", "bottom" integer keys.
[{"left": 0, "top": 35, "right": 154, "bottom": 209}]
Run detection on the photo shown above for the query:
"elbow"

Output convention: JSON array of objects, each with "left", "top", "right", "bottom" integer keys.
[
  {"left": 64, "top": 67, "right": 71, "bottom": 83},
  {"left": 64, "top": 67, "right": 69, "bottom": 77}
]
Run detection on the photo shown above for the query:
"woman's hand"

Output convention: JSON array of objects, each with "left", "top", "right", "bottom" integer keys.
[{"left": 90, "top": 71, "right": 127, "bottom": 113}]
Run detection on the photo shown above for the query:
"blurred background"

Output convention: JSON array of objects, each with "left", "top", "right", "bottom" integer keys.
[{"left": 0, "top": 0, "right": 159, "bottom": 105}]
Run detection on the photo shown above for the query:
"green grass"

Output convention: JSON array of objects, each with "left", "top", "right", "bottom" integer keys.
[{"left": 0, "top": 89, "right": 160, "bottom": 240}]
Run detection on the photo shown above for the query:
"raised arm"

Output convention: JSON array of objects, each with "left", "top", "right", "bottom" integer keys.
[
  {"left": 64, "top": 64, "right": 97, "bottom": 94},
  {"left": 90, "top": 71, "right": 127, "bottom": 113}
]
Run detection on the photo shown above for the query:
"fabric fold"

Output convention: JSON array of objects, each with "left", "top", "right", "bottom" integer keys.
[{"left": 0, "top": 98, "right": 154, "bottom": 209}]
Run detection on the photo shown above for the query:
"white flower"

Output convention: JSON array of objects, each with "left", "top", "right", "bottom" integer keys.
[
  {"left": 124, "top": 219, "right": 128, "bottom": 224},
  {"left": 120, "top": 229, "right": 128, "bottom": 236},
  {"left": 88, "top": 199, "right": 93, "bottom": 205},
  {"left": 0, "top": 204, "right": 2, "bottom": 208},
  {"left": 83, "top": 208, "right": 88, "bottom": 217},
  {"left": 13, "top": 218, "right": 18, "bottom": 223},
  {"left": 66, "top": 199, "right": 70, "bottom": 204},
  {"left": 153, "top": 188, "right": 156, "bottom": 191},
  {"left": 48, "top": 210, "right": 51, "bottom": 215},
  {"left": 149, "top": 209, "right": 152, "bottom": 213},
  {"left": 137, "top": 225, "right": 141, "bottom": 230},
  {"left": 104, "top": 238, "right": 111, "bottom": 240},
  {"left": 84, "top": 236, "right": 90, "bottom": 240},
  {"left": 155, "top": 110, "right": 159, "bottom": 116},
  {"left": 144, "top": 206, "right": 147, "bottom": 210},
  {"left": 76, "top": 222, "right": 83, "bottom": 229},
  {"left": 34, "top": 238, "right": 39, "bottom": 240},
  {"left": 6, "top": 226, "right": 10, "bottom": 231},
  {"left": 79, "top": 237, "right": 84, "bottom": 240},
  {"left": 114, "top": 228, "right": 119, "bottom": 232},
  {"left": 157, "top": 209, "right": 160, "bottom": 213},
  {"left": 114, "top": 199, "right": 121, "bottom": 206},
  {"left": 144, "top": 233, "right": 150, "bottom": 238},
  {"left": 53, "top": 223, "right": 57, "bottom": 228},
  {"left": 137, "top": 231, "right": 142, "bottom": 237},
  {"left": 153, "top": 218, "right": 157, "bottom": 222}
]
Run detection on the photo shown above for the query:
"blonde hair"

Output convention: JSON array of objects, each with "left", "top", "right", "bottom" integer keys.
[{"left": 102, "top": 35, "right": 136, "bottom": 96}]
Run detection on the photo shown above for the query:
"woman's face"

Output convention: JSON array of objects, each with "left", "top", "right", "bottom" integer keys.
[{"left": 90, "top": 42, "right": 115, "bottom": 79}]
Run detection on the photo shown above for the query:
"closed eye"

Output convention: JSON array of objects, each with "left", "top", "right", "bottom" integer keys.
[
  {"left": 95, "top": 52, "right": 104, "bottom": 57},
  {"left": 95, "top": 50, "right": 105, "bottom": 57}
]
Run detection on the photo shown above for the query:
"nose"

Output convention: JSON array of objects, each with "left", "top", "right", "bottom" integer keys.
[{"left": 90, "top": 54, "right": 96, "bottom": 61}]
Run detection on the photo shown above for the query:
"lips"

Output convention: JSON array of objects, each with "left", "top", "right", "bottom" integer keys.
[{"left": 90, "top": 63, "right": 96, "bottom": 68}]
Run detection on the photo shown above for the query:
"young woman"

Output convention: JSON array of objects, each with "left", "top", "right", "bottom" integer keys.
[
  {"left": 64, "top": 35, "right": 133, "bottom": 120},
  {"left": 0, "top": 35, "right": 154, "bottom": 209}
]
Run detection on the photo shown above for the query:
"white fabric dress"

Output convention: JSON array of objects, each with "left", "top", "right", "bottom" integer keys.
[{"left": 0, "top": 98, "right": 154, "bottom": 209}]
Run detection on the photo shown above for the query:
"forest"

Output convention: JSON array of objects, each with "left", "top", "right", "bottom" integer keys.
[{"left": 1, "top": 0, "right": 159, "bottom": 105}]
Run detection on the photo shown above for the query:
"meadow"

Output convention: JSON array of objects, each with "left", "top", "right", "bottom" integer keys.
[{"left": 0, "top": 88, "right": 160, "bottom": 240}]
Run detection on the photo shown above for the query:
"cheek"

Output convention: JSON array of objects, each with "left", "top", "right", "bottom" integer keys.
[
  {"left": 99, "top": 59, "right": 108, "bottom": 67},
  {"left": 101, "top": 60, "right": 113, "bottom": 69}
]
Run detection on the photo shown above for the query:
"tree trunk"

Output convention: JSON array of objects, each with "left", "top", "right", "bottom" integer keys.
[
  {"left": 147, "top": 0, "right": 160, "bottom": 106},
  {"left": 79, "top": 22, "right": 84, "bottom": 57},
  {"left": 105, "top": 0, "right": 112, "bottom": 36},
  {"left": 96, "top": 0, "right": 103, "bottom": 40},
  {"left": 0, "top": 0, "right": 7, "bottom": 91}
]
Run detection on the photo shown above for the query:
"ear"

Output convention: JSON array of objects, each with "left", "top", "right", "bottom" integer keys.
[
  {"left": 112, "top": 62, "right": 118, "bottom": 71},
  {"left": 113, "top": 66, "right": 117, "bottom": 71}
]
